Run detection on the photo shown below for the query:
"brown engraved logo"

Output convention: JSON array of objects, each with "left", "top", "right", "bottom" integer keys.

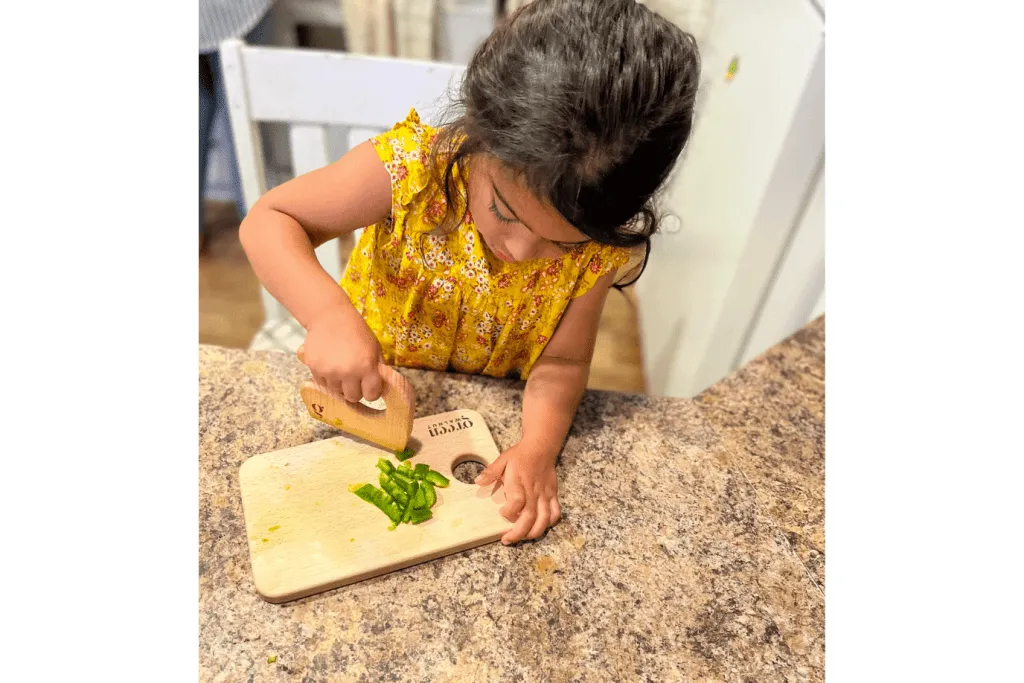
[{"left": 426, "top": 415, "right": 474, "bottom": 438}]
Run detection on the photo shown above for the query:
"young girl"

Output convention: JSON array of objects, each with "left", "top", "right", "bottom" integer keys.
[{"left": 240, "top": 0, "right": 700, "bottom": 545}]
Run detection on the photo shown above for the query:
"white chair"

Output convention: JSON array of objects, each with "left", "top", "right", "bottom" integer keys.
[{"left": 219, "top": 39, "right": 465, "bottom": 353}]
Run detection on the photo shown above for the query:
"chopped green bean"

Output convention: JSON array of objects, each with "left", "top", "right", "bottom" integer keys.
[
  {"left": 409, "top": 508, "right": 432, "bottom": 524},
  {"left": 412, "top": 483, "right": 428, "bottom": 509},
  {"left": 379, "top": 472, "right": 409, "bottom": 507},
  {"left": 424, "top": 470, "right": 450, "bottom": 488},
  {"left": 401, "top": 481, "right": 419, "bottom": 523},
  {"left": 350, "top": 483, "right": 403, "bottom": 525},
  {"left": 353, "top": 454, "right": 445, "bottom": 529},
  {"left": 422, "top": 480, "right": 436, "bottom": 508}
]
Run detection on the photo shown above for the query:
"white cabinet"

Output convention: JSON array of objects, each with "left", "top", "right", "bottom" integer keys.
[
  {"left": 739, "top": 167, "right": 825, "bottom": 366},
  {"left": 635, "top": 0, "right": 824, "bottom": 397}
]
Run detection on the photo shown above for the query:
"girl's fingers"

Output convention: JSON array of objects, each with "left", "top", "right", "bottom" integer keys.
[
  {"left": 476, "top": 452, "right": 510, "bottom": 487},
  {"left": 526, "top": 498, "right": 550, "bottom": 540},
  {"left": 361, "top": 371, "right": 384, "bottom": 403},
  {"left": 550, "top": 497, "right": 562, "bottom": 526},
  {"left": 503, "top": 497, "right": 537, "bottom": 545},
  {"left": 341, "top": 377, "right": 363, "bottom": 403},
  {"left": 499, "top": 480, "right": 527, "bottom": 522},
  {"left": 326, "top": 377, "right": 347, "bottom": 403}
]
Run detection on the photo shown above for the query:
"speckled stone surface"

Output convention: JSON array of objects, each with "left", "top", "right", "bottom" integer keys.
[
  {"left": 696, "top": 317, "right": 825, "bottom": 591},
  {"left": 199, "top": 319, "right": 825, "bottom": 682}
]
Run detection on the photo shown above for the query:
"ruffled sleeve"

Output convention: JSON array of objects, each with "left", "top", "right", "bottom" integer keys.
[
  {"left": 571, "top": 246, "right": 633, "bottom": 298},
  {"left": 370, "top": 109, "right": 437, "bottom": 240}
]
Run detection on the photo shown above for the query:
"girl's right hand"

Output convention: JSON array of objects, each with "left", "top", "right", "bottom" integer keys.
[{"left": 301, "top": 306, "right": 384, "bottom": 404}]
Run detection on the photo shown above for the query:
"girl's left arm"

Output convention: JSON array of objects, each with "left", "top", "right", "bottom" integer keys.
[{"left": 475, "top": 272, "right": 617, "bottom": 544}]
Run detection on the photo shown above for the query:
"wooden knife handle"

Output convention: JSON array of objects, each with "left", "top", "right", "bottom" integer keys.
[{"left": 295, "top": 345, "right": 415, "bottom": 452}]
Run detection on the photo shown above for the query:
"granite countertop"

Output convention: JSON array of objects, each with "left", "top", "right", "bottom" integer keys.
[{"left": 200, "top": 317, "right": 825, "bottom": 682}]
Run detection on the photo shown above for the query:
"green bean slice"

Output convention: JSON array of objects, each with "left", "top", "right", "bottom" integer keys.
[
  {"left": 392, "top": 470, "right": 415, "bottom": 491},
  {"left": 412, "top": 484, "right": 428, "bottom": 509},
  {"left": 379, "top": 473, "right": 409, "bottom": 507},
  {"left": 424, "top": 470, "right": 450, "bottom": 488},
  {"left": 349, "top": 483, "right": 403, "bottom": 525},
  {"left": 401, "top": 481, "right": 420, "bottom": 523},
  {"left": 409, "top": 508, "right": 432, "bottom": 524},
  {"left": 422, "top": 480, "right": 437, "bottom": 508}
]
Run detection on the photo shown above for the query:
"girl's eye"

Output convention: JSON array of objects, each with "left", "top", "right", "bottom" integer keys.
[
  {"left": 488, "top": 194, "right": 589, "bottom": 254},
  {"left": 488, "top": 198, "right": 518, "bottom": 225}
]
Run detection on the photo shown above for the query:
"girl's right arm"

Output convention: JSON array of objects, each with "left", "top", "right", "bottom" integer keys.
[{"left": 239, "top": 140, "right": 392, "bottom": 403}]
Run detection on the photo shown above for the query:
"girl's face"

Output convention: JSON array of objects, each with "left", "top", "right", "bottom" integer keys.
[{"left": 466, "top": 155, "right": 591, "bottom": 263}]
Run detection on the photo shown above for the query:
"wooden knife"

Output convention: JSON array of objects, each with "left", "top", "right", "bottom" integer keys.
[{"left": 295, "top": 346, "right": 414, "bottom": 452}]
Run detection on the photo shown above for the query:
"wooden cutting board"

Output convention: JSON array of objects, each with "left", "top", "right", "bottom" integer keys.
[{"left": 239, "top": 408, "right": 511, "bottom": 603}]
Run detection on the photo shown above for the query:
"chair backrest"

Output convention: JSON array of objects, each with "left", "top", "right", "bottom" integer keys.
[{"left": 219, "top": 39, "right": 466, "bottom": 329}]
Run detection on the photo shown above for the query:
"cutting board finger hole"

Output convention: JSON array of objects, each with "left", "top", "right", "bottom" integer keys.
[{"left": 450, "top": 455, "right": 488, "bottom": 485}]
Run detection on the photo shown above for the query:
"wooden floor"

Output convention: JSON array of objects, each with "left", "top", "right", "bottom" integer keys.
[{"left": 199, "top": 201, "right": 647, "bottom": 393}]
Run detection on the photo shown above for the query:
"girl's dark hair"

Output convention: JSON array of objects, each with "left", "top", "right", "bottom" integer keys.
[{"left": 430, "top": 0, "right": 701, "bottom": 286}]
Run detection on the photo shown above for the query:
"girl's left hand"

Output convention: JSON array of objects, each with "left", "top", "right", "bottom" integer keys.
[{"left": 475, "top": 442, "right": 562, "bottom": 545}]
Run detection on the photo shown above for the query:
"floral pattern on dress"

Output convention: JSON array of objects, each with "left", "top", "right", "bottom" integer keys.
[{"left": 340, "top": 109, "right": 631, "bottom": 380}]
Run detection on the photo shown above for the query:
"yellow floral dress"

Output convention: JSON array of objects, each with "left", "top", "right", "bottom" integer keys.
[{"left": 340, "top": 110, "right": 631, "bottom": 380}]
